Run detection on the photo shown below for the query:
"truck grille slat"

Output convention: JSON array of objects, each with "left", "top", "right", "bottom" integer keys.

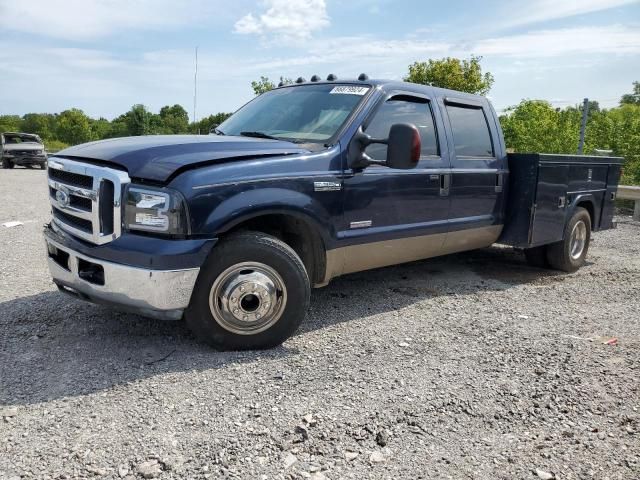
[
  {"left": 47, "top": 158, "right": 130, "bottom": 244},
  {"left": 52, "top": 207, "right": 93, "bottom": 233},
  {"left": 48, "top": 168, "right": 94, "bottom": 188}
]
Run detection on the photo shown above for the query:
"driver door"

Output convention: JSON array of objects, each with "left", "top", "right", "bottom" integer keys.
[{"left": 339, "top": 92, "right": 452, "bottom": 274}]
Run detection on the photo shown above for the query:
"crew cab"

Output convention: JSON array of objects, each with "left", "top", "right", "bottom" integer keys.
[
  {"left": 1, "top": 132, "right": 47, "bottom": 169},
  {"left": 43, "top": 76, "right": 622, "bottom": 350}
]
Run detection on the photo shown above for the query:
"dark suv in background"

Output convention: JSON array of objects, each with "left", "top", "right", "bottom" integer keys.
[{"left": 1, "top": 132, "right": 47, "bottom": 169}]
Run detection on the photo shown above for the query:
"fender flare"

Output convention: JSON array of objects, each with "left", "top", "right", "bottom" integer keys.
[
  {"left": 569, "top": 193, "right": 598, "bottom": 230},
  {"left": 202, "top": 187, "right": 335, "bottom": 246}
]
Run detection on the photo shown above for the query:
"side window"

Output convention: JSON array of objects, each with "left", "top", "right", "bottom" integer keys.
[
  {"left": 364, "top": 96, "right": 439, "bottom": 161},
  {"left": 445, "top": 104, "right": 494, "bottom": 157}
]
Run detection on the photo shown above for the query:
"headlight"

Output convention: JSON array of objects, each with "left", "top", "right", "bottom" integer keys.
[{"left": 124, "top": 185, "right": 190, "bottom": 235}]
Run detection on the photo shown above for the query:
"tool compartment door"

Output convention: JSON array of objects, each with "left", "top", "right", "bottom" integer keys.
[{"left": 531, "top": 164, "right": 569, "bottom": 246}]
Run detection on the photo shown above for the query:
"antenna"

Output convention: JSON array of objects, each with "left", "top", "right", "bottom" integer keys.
[{"left": 193, "top": 46, "right": 198, "bottom": 129}]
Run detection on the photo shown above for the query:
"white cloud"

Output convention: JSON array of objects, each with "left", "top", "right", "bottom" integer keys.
[
  {"left": 233, "top": 0, "right": 330, "bottom": 40},
  {"left": 474, "top": 25, "right": 640, "bottom": 57},
  {"left": 0, "top": 0, "right": 214, "bottom": 40},
  {"left": 503, "top": 0, "right": 639, "bottom": 27}
]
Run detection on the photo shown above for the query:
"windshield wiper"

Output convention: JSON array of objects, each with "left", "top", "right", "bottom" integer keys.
[{"left": 239, "top": 131, "right": 281, "bottom": 141}]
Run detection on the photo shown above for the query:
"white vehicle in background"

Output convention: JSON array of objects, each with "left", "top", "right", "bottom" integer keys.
[{"left": 1, "top": 132, "right": 47, "bottom": 169}]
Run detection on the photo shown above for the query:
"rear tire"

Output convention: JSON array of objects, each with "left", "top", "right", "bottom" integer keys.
[
  {"left": 40, "top": 162, "right": 47, "bottom": 170},
  {"left": 546, "top": 207, "right": 591, "bottom": 272},
  {"left": 2, "top": 159, "right": 14, "bottom": 169},
  {"left": 185, "top": 231, "right": 310, "bottom": 351},
  {"left": 524, "top": 245, "right": 549, "bottom": 268}
]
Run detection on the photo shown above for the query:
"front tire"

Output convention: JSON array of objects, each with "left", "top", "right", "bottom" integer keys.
[
  {"left": 2, "top": 159, "right": 14, "bottom": 169},
  {"left": 546, "top": 207, "right": 591, "bottom": 272},
  {"left": 185, "top": 232, "right": 310, "bottom": 350}
]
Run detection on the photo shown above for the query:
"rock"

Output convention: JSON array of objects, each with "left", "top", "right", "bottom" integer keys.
[
  {"left": 398, "top": 342, "right": 410, "bottom": 347},
  {"left": 162, "top": 455, "right": 184, "bottom": 471},
  {"left": 344, "top": 451, "right": 359, "bottom": 461},
  {"left": 1, "top": 407, "right": 18, "bottom": 418},
  {"left": 303, "top": 414, "right": 316, "bottom": 426},
  {"left": 86, "top": 466, "right": 107, "bottom": 476},
  {"left": 376, "top": 430, "right": 389, "bottom": 447},
  {"left": 310, "top": 473, "right": 327, "bottom": 480},
  {"left": 370, "top": 451, "right": 385, "bottom": 464},
  {"left": 136, "top": 460, "right": 162, "bottom": 479},
  {"left": 295, "top": 424, "right": 309, "bottom": 440},
  {"left": 117, "top": 465, "right": 129, "bottom": 478},
  {"left": 535, "top": 469, "right": 554, "bottom": 480},
  {"left": 283, "top": 452, "right": 297, "bottom": 469}
]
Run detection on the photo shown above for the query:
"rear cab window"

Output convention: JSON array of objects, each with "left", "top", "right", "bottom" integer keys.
[{"left": 445, "top": 103, "right": 494, "bottom": 157}]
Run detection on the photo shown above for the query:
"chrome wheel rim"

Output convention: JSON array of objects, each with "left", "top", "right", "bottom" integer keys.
[
  {"left": 209, "top": 262, "right": 287, "bottom": 335},
  {"left": 569, "top": 220, "right": 587, "bottom": 260}
]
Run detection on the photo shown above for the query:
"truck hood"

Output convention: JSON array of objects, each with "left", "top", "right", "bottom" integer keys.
[
  {"left": 54, "top": 135, "right": 310, "bottom": 183},
  {"left": 4, "top": 143, "right": 43, "bottom": 152}
]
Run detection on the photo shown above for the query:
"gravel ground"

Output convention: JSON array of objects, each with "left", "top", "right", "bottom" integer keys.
[{"left": 1, "top": 168, "right": 639, "bottom": 480}]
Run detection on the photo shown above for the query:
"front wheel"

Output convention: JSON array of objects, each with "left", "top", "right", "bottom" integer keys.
[
  {"left": 2, "top": 159, "right": 14, "bottom": 169},
  {"left": 546, "top": 207, "right": 591, "bottom": 272},
  {"left": 185, "top": 232, "right": 310, "bottom": 350}
]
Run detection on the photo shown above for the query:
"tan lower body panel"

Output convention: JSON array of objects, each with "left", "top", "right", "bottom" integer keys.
[{"left": 319, "top": 224, "right": 503, "bottom": 286}]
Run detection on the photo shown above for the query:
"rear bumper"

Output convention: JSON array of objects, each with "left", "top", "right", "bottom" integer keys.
[{"left": 44, "top": 227, "right": 201, "bottom": 320}]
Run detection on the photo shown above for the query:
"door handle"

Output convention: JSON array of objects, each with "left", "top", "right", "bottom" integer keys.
[
  {"left": 440, "top": 173, "right": 450, "bottom": 196},
  {"left": 495, "top": 173, "right": 504, "bottom": 193}
]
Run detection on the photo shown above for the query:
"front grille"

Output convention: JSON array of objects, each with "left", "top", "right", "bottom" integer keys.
[
  {"left": 49, "top": 168, "right": 94, "bottom": 188},
  {"left": 70, "top": 195, "right": 92, "bottom": 211},
  {"left": 50, "top": 186, "right": 92, "bottom": 211},
  {"left": 47, "top": 157, "right": 130, "bottom": 244},
  {"left": 53, "top": 207, "right": 93, "bottom": 233}
]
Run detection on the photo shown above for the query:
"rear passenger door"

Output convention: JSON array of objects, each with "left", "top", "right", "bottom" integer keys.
[{"left": 440, "top": 98, "right": 505, "bottom": 236}]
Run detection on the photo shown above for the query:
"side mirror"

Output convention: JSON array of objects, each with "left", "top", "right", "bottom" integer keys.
[
  {"left": 386, "top": 123, "right": 421, "bottom": 169},
  {"left": 209, "top": 124, "right": 220, "bottom": 134},
  {"left": 348, "top": 123, "right": 421, "bottom": 170}
]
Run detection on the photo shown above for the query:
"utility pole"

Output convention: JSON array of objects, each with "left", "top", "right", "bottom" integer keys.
[
  {"left": 193, "top": 46, "right": 198, "bottom": 130},
  {"left": 577, "top": 97, "right": 588, "bottom": 155}
]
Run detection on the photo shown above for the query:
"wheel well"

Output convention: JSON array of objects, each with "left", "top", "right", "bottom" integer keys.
[
  {"left": 576, "top": 201, "right": 595, "bottom": 230},
  {"left": 224, "top": 214, "right": 326, "bottom": 285}
]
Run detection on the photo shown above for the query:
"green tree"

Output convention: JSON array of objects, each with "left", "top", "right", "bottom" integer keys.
[
  {"left": 56, "top": 109, "right": 93, "bottom": 145},
  {"left": 250, "top": 76, "right": 293, "bottom": 96},
  {"left": 22, "top": 113, "right": 56, "bottom": 140},
  {"left": 620, "top": 81, "right": 640, "bottom": 106},
  {"left": 251, "top": 76, "right": 276, "bottom": 95},
  {"left": 500, "top": 99, "right": 640, "bottom": 185},
  {"left": 405, "top": 56, "right": 494, "bottom": 95},
  {"left": 500, "top": 100, "right": 577, "bottom": 153},
  {"left": 0, "top": 115, "right": 23, "bottom": 133},
  {"left": 190, "top": 112, "right": 233, "bottom": 134},
  {"left": 159, "top": 104, "right": 190, "bottom": 133},
  {"left": 89, "top": 117, "right": 113, "bottom": 140},
  {"left": 124, "top": 104, "right": 153, "bottom": 136}
]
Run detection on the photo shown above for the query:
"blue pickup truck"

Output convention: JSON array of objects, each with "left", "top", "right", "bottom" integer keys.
[{"left": 43, "top": 76, "right": 622, "bottom": 350}]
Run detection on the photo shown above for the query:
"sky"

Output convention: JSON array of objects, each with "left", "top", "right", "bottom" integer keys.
[{"left": 0, "top": 0, "right": 639, "bottom": 120}]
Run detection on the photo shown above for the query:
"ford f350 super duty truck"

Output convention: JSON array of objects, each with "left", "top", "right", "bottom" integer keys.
[{"left": 43, "top": 76, "right": 622, "bottom": 350}]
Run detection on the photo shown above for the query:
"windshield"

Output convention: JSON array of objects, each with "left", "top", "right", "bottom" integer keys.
[
  {"left": 3, "top": 134, "right": 41, "bottom": 144},
  {"left": 218, "top": 83, "right": 371, "bottom": 143}
]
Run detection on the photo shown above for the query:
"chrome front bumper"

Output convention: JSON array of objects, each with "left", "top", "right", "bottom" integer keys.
[{"left": 44, "top": 236, "right": 200, "bottom": 320}]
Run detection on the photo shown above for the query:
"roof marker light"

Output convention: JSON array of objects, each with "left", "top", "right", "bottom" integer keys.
[
  {"left": 358, "top": 73, "right": 369, "bottom": 81},
  {"left": 326, "top": 74, "right": 337, "bottom": 81},
  {"left": 296, "top": 77, "right": 306, "bottom": 83}
]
